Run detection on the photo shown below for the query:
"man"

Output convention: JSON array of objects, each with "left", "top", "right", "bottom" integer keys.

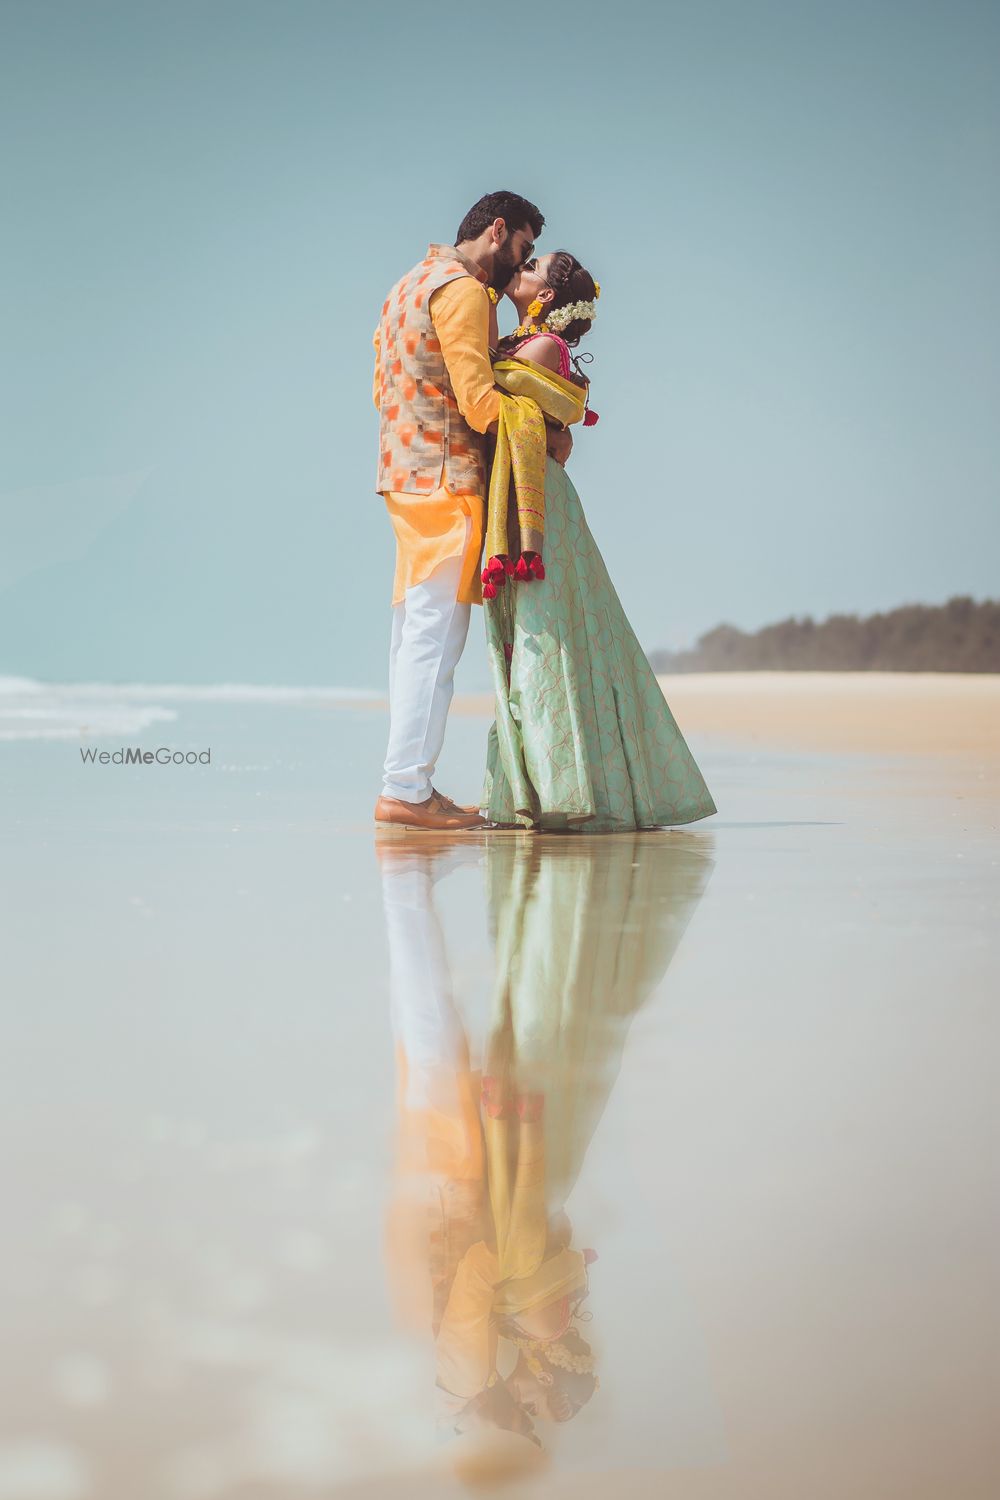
[{"left": 372, "top": 191, "right": 571, "bottom": 833}]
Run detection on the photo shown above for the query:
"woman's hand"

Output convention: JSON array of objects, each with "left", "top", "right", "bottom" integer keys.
[{"left": 547, "top": 427, "right": 573, "bottom": 466}]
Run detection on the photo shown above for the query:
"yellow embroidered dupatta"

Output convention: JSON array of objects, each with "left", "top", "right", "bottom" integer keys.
[{"left": 481, "top": 359, "right": 587, "bottom": 592}]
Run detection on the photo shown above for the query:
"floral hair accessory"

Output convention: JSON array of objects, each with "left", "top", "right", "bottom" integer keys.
[
  {"left": 546, "top": 299, "right": 597, "bottom": 334},
  {"left": 507, "top": 1332, "right": 597, "bottom": 1376}
]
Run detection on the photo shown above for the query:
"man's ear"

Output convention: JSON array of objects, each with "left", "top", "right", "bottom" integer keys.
[{"left": 491, "top": 217, "right": 508, "bottom": 245}]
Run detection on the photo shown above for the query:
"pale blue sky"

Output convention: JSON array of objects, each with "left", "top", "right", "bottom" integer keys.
[{"left": 1, "top": 0, "right": 997, "bottom": 689}]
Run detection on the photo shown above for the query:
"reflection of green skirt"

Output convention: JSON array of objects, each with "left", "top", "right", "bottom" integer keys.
[{"left": 481, "top": 459, "right": 718, "bottom": 831}]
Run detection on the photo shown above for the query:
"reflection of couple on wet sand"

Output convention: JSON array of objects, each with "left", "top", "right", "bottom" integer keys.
[
  {"left": 372, "top": 189, "right": 717, "bottom": 835},
  {"left": 377, "top": 832, "right": 714, "bottom": 1476}
]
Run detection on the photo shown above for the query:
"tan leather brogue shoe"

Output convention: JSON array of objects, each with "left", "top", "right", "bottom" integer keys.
[
  {"left": 374, "top": 790, "right": 487, "bottom": 833},
  {"left": 430, "top": 785, "right": 482, "bottom": 817}
]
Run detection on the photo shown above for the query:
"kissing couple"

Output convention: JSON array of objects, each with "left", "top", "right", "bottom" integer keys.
[{"left": 372, "top": 190, "right": 716, "bottom": 834}]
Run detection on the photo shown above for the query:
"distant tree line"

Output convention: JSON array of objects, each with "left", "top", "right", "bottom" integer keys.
[{"left": 648, "top": 596, "right": 1000, "bottom": 674}]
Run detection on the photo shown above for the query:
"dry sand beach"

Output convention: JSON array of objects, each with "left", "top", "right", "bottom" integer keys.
[{"left": 452, "top": 670, "right": 1000, "bottom": 764}]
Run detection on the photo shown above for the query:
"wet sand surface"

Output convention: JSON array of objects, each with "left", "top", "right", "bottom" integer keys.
[{"left": 1, "top": 678, "right": 998, "bottom": 1499}]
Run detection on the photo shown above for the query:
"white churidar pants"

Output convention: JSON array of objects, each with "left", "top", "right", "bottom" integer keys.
[
  {"left": 382, "top": 515, "right": 472, "bottom": 803},
  {"left": 378, "top": 842, "right": 484, "bottom": 1109}
]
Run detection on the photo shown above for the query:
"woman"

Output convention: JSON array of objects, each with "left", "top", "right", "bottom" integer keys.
[
  {"left": 480, "top": 251, "right": 717, "bottom": 832},
  {"left": 427, "top": 833, "right": 716, "bottom": 1442}
]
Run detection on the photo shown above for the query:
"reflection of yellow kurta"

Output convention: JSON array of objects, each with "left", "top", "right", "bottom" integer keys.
[{"left": 373, "top": 276, "right": 501, "bottom": 609}]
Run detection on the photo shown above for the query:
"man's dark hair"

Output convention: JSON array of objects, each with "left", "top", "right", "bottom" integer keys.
[{"left": 455, "top": 191, "right": 544, "bottom": 244}]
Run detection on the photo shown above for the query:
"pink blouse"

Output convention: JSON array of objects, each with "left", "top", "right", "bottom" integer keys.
[{"left": 510, "top": 331, "right": 572, "bottom": 380}]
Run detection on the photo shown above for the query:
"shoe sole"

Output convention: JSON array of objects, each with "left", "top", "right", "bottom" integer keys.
[{"left": 374, "top": 820, "right": 484, "bottom": 834}]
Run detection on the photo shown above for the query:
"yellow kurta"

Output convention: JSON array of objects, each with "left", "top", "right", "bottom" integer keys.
[
  {"left": 373, "top": 274, "right": 500, "bottom": 608},
  {"left": 383, "top": 488, "right": 485, "bottom": 608}
]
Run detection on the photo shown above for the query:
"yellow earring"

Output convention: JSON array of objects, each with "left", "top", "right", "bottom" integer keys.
[{"left": 526, "top": 298, "right": 544, "bottom": 319}]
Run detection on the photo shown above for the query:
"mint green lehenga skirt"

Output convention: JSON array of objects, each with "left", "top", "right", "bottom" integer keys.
[{"left": 482, "top": 457, "right": 718, "bottom": 832}]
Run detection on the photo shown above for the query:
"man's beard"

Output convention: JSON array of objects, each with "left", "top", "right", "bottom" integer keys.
[{"left": 488, "top": 242, "right": 521, "bottom": 295}]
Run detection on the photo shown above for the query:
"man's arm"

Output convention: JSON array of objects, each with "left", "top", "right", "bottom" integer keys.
[
  {"left": 429, "top": 279, "right": 501, "bottom": 436},
  {"left": 435, "top": 1240, "right": 500, "bottom": 1404}
]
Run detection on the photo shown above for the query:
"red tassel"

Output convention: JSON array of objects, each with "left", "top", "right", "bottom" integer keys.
[
  {"left": 482, "top": 581, "right": 496, "bottom": 599},
  {"left": 583, "top": 408, "right": 599, "bottom": 426},
  {"left": 504, "top": 557, "right": 516, "bottom": 576},
  {"left": 530, "top": 555, "right": 545, "bottom": 579},
  {"left": 481, "top": 1076, "right": 510, "bottom": 1119},
  {"left": 514, "top": 556, "right": 530, "bottom": 580},
  {"left": 485, "top": 554, "right": 507, "bottom": 579}
]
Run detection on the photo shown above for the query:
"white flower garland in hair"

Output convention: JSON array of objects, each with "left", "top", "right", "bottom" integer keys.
[{"left": 546, "top": 299, "right": 597, "bottom": 333}]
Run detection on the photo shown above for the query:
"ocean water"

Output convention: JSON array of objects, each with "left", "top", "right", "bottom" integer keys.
[{"left": 1, "top": 680, "right": 997, "bottom": 1499}]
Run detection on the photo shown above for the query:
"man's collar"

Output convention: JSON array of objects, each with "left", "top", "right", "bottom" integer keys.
[{"left": 427, "top": 242, "right": 489, "bottom": 286}]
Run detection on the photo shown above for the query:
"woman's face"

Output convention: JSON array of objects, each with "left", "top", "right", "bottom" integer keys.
[
  {"left": 506, "top": 1363, "right": 576, "bottom": 1423},
  {"left": 507, "top": 253, "right": 557, "bottom": 320}
]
